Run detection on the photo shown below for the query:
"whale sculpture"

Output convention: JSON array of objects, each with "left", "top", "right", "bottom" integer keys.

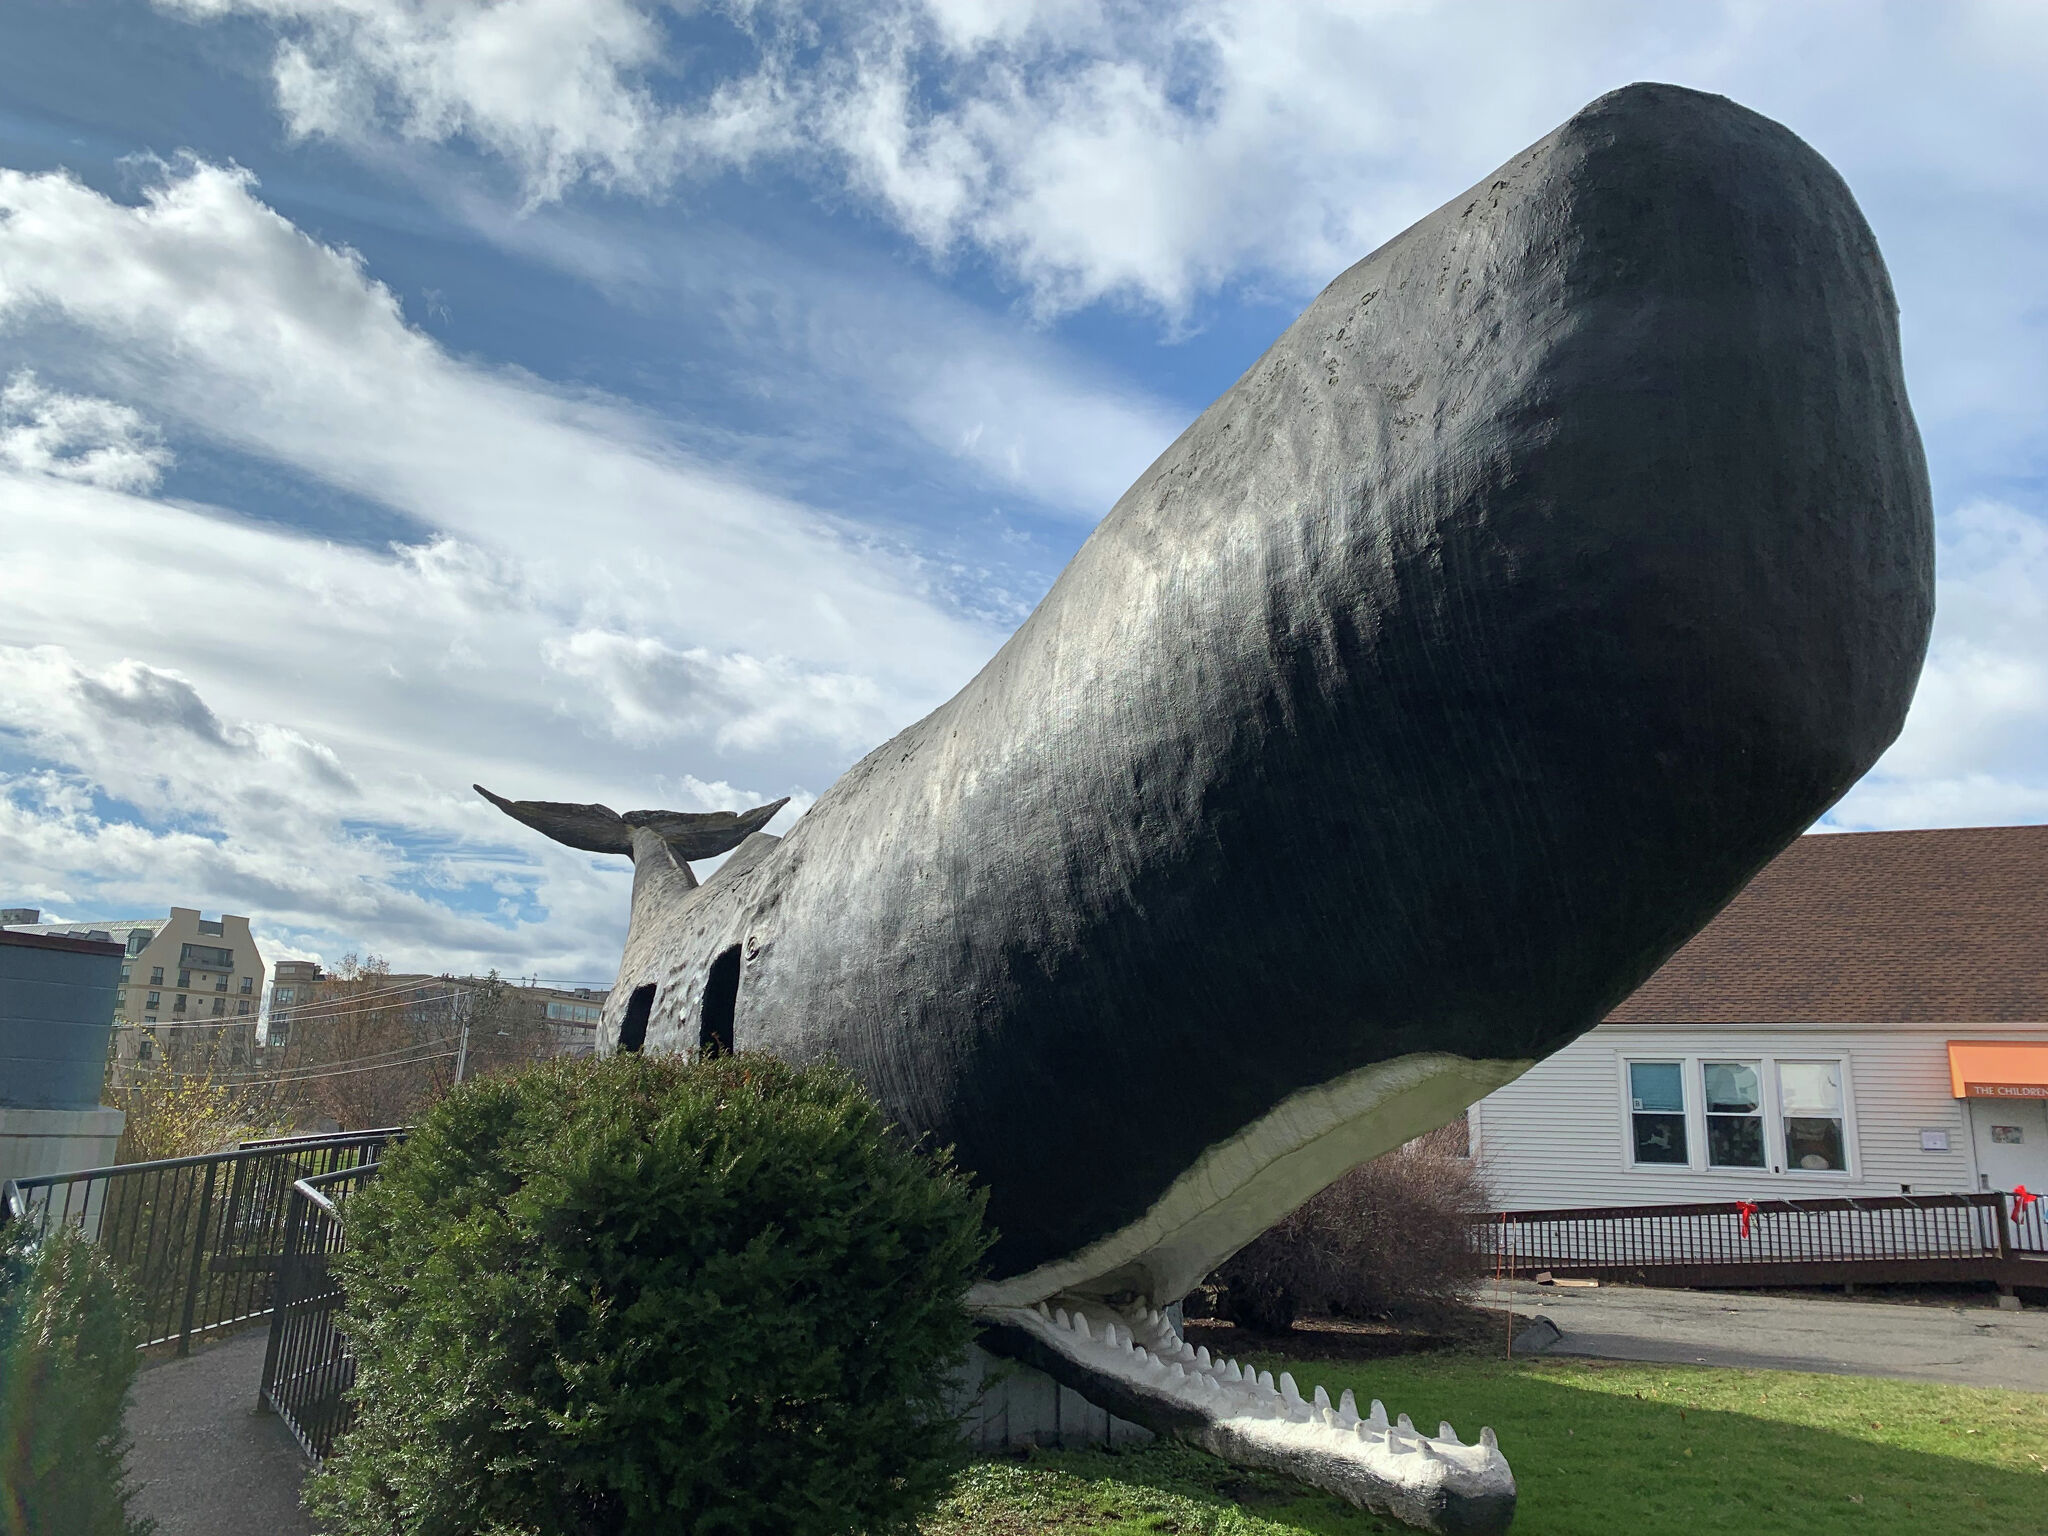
[{"left": 481, "top": 83, "right": 1933, "bottom": 1533}]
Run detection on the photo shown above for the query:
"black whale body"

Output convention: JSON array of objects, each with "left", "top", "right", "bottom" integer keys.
[{"left": 508, "top": 83, "right": 1933, "bottom": 1298}]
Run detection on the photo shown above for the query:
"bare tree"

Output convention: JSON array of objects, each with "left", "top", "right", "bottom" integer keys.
[{"left": 285, "top": 954, "right": 460, "bottom": 1130}]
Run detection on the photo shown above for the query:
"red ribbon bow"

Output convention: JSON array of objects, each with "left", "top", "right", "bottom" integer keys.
[
  {"left": 1735, "top": 1199, "right": 1759, "bottom": 1239},
  {"left": 2015, "top": 1185, "right": 2040, "bottom": 1221}
]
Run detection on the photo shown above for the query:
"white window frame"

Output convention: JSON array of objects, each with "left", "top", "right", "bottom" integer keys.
[
  {"left": 1618, "top": 1051, "right": 1859, "bottom": 1179},
  {"left": 1621, "top": 1058, "right": 1693, "bottom": 1170},
  {"left": 1701, "top": 1058, "right": 1769, "bottom": 1171}
]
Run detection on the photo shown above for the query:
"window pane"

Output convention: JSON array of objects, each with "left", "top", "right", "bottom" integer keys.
[
  {"left": 1629, "top": 1061, "right": 1684, "bottom": 1113},
  {"left": 1632, "top": 1113, "right": 1689, "bottom": 1164},
  {"left": 1786, "top": 1117, "right": 1847, "bottom": 1172},
  {"left": 1706, "top": 1115, "right": 1766, "bottom": 1168},
  {"left": 1703, "top": 1062, "right": 1760, "bottom": 1113},
  {"left": 1778, "top": 1061, "right": 1842, "bottom": 1113}
]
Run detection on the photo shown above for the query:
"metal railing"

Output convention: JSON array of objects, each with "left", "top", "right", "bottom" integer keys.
[
  {"left": 0, "top": 1128, "right": 403, "bottom": 1354},
  {"left": 1487, "top": 1190, "right": 2047, "bottom": 1290},
  {"left": 260, "top": 1163, "right": 382, "bottom": 1462}
]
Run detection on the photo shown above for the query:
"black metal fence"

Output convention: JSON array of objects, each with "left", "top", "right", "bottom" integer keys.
[
  {"left": 1487, "top": 1190, "right": 2048, "bottom": 1290},
  {"left": 0, "top": 1128, "right": 402, "bottom": 1354},
  {"left": 260, "top": 1163, "right": 383, "bottom": 1462}
]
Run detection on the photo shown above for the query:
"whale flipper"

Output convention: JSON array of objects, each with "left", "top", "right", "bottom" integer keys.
[{"left": 475, "top": 785, "right": 787, "bottom": 861}]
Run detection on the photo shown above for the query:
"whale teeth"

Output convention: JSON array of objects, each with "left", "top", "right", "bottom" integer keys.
[
  {"left": 1053, "top": 1308, "right": 1070, "bottom": 1331},
  {"left": 1072, "top": 1313, "right": 1091, "bottom": 1342},
  {"left": 1313, "top": 1384, "right": 1332, "bottom": 1412},
  {"left": 1224, "top": 1360, "right": 1243, "bottom": 1382},
  {"left": 1102, "top": 1322, "right": 1120, "bottom": 1350},
  {"left": 1480, "top": 1426, "right": 1499, "bottom": 1451},
  {"left": 1337, "top": 1388, "right": 1359, "bottom": 1425},
  {"left": 1438, "top": 1422, "right": 1460, "bottom": 1445},
  {"left": 1397, "top": 1412, "right": 1415, "bottom": 1433},
  {"left": 1195, "top": 1346, "right": 1212, "bottom": 1369},
  {"left": 1368, "top": 1399, "right": 1389, "bottom": 1428},
  {"left": 1257, "top": 1369, "right": 1276, "bottom": 1394},
  {"left": 1034, "top": 1301, "right": 1051, "bottom": 1320}
]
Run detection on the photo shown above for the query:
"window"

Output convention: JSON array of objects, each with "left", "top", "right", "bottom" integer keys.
[
  {"left": 120, "top": 967, "right": 131, "bottom": 984},
  {"left": 146, "top": 991, "right": 161, "bottom": 1008},
  {"left": 1703, "top": 1061, "right": 1766, "bottom": 1168},
  {"left": 237, "top": 999, "right": 251, "bottom": 1016},
  {"left": 177, "top": 970, "right": 191, "bottom": 989},
  {"left": 619, "top": 984, "right": 655, "bottom": 1053},
  {"left": 126, "top": 930, "right": 150, "bottom": 955},
  {"left": 1629, "top": 1062, "right": 1689, "bottom": 1165},
  {"left": 275, "top": 988, "right": 295, "bottom": 1006},
  {"left": 215, "top": 976, "right": 228, "bottom": 992},
  {"left": 172, "top": 995, "right": 188, "bottom": 1014},
  {"left": 1779, "top": 1061, "right": 1848, "bottom": 1172},
  {"left": 150, "top": 966, "right": 164, "bottom": 985},
  {"left": 138, "top": 1037, "right": 154, "bottom": 1062},
  {"left": 211, "top": 997, "right": 225, "bottom": 1017},
  {"left": 240, "top": 976, "right": 254, "bottom": 994},
  {"left": 180, "top": 942, "right": 235, "bottom": 971}
]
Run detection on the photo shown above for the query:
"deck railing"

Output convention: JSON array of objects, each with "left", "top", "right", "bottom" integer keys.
[
  {"left": 1486, "top": 1189, "right": 2046, "bottom": 1290},
  {"left": 259, "top": 1163, "right": 382, "bottom": 1462},
  {"left": 0, "top": 1128, "right": 403, "bottom": 1354}
]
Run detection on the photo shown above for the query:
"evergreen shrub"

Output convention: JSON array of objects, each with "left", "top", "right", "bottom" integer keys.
[
  {"left": 308, "top": 1052, "right": 991, "bottom": 1536},
  {"left": 0, "top": 1224, "right": 149, "bottom": 1536}
]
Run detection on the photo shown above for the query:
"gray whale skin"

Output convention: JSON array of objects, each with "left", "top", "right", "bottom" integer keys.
[{"left": 483, "top": 83, "right": 1932, "bottom": 1533}]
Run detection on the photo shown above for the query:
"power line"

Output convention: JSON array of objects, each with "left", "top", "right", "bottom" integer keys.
[{"left": 115, "top": 1048, "right": 463, "bottom": 1090}]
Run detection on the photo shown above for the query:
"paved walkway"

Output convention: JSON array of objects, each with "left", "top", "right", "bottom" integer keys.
[
  {"left": 125, "top": 1328, "right": 312, "bottom": 1536},
  {"left": 1477, "top": 1279, "right": 2048, "bottom": 1392}
]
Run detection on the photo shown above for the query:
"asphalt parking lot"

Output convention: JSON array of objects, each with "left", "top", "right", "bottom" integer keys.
[{"left": 1476, "top": 1278, "right": 2048, "bottom": 1392}]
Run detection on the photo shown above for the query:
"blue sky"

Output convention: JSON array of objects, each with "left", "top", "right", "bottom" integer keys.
[{"left": 2, "top": 0, "right": 2045, "bottom": 981}]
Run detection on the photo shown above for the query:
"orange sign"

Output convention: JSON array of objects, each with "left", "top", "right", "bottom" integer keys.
[{"left": 1947, "top": 1041, "right": 2048, "bottom": 1100}]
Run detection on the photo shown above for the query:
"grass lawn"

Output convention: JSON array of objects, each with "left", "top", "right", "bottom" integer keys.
[{"left": 921, "top": 1356, "right": 2048, "bottom": 1535}]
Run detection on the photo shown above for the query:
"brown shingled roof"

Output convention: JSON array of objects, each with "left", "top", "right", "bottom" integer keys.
[{"left": 1607, "top": 825, "right": 2048, "bottom": 1024}]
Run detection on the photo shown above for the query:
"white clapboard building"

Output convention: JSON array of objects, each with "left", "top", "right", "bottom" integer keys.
[{"left": 1470, "top": 825, "right": 2048, "bottom": 1209}]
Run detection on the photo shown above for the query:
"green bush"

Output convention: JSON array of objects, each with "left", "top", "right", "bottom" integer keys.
[
  {"left": 0, "top": 1224, "right": 150, "bottom": 1536},
  {"left": 308, "top": 1052, "right": 992, "bottom": 1536}
]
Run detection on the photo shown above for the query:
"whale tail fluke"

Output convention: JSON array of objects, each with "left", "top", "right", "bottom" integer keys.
[{"left": 474, "top": 785, "right": 789, "bottom": 861}]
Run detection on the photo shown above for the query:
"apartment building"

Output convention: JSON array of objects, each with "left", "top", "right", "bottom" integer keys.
[{"left": 3, "top": 907, "right": 266, "bottom": 1075}]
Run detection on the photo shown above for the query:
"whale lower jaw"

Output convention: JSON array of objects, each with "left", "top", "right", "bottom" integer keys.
[
  {"left": 978, "top": 1297, "right": 1515, "bottom": 1536},
  {"left": 963, "top": 1051, "right": 1530, "bottom": 1533},
  {"left": 968, "top": 1052, "right": 1532, "bottom": 1311}
]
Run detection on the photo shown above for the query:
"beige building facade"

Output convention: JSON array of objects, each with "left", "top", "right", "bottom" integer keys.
[{"left": 9, "top": 908, "right": 266, "bottom": 1076}]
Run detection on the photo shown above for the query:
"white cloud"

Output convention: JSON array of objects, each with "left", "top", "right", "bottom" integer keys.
[
  {"left": 0, "top": 371, "right": 172, "bottom": 491},
  {"left": 164, "top": 0, "right": 703, "bottom": 202},
  {"left": 0, "top": 157, "right": 1007, "bottom": 974},
  {"left": 1831, "top": 500, "right": 2048, "bottom": 831},
  {"left": 0, "top": 159, "right": 990, "bottom": 705}
]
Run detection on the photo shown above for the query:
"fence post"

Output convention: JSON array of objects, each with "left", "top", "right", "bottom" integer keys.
[
  {"left": 1993, "top": 1192, "right": 2014, "bottom": 1264},
  {"left": 176, "top": 1159, "right": 219, "bottom": 1357}
]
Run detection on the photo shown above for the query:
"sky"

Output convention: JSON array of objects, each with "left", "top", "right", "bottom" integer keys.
[{"left": 2, "top": 1, "right": 2045, "bottom": 983}]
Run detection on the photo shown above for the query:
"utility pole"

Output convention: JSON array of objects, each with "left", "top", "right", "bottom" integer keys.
[{"left": 454, "top": 1015, "right": 471, "bottom": 1086}]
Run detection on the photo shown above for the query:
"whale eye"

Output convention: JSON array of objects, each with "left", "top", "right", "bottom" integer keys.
[{"left": 700, "top": 945, "right": 741, "bottom": 1056}]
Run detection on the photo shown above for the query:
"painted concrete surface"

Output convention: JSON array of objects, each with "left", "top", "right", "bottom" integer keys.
[
  {"left": 124, "top": 1328, "right": 313, "bottom": 1536},
  {"left": 1477, "top": 1279, "right": 2048, "bottom": 1393}
]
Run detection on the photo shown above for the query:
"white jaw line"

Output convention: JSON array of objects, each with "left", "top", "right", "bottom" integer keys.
[
  {"left": 985, "top": 1296, "right": 1513, "bottom": 1523},
  {"left": 969, "top": 1052, "right": 1531, "bottom": 1311}
]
